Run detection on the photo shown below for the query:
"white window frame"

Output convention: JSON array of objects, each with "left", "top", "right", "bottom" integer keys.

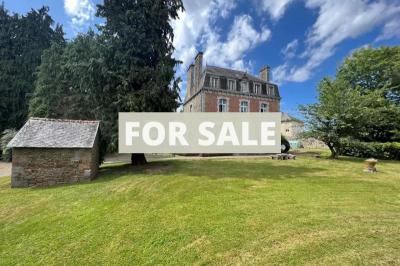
[
  {"left": 240, "top": 81, "right": 249, "bottom": 93},
  {"left": 228, "top": 79, "right": 236, "bottom": 91},
  {"left": 217, "top": 97, "right": 228, "bottom": 112},
  {"left": 260, "top": 102, "right": 269, "bottom": 112},
  {"left": 267, "top": 86, "right": 274, "bottom": 95},
  {"left": 239, "top": 100, "right": 249, "bottom": 112},
  {"left": 210, "top": 76, "right": 219, "bottom": 89},
  {"left": 254, "top": 82, "right": 261, "bottom": 94}
]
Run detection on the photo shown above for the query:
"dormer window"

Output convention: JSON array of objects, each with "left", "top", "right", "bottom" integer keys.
[
  {"left": 254, "top": 83, "right": 261, "bottom": 94},
  {"left": 210, "top": 77, "right": 219, "bottom": 88},
  {"left": 267, "top": 86, "right": 274, "bottom": 95},
  {"left": 228, "top": 79, "right": 236, "bottom": 91},
  {"left": 240, "top": 81, "right": 249, "bottom": 93}
]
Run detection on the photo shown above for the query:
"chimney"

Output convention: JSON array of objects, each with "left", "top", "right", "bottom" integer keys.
[
  {"left": 194, "top": 52, "right": 203, "bottom": 91},
  {"left": 259, "top": 66, "right": 271, "bottom": 82},
  {"left": 186, "top": 64, "right": 194, "bottom": 98}
]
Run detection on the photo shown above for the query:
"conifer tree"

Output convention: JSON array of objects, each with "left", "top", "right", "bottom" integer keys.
[{"left": 96, "top": 0, "right": 183, "bottom": 164}]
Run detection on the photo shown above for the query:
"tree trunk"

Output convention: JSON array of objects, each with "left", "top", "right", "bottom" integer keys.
[
  {"left": 327, "top": 143, "right": 338, "bottom": 159},
  {"left": 131, "top": 153, "right": 147, "bottom": 165}
]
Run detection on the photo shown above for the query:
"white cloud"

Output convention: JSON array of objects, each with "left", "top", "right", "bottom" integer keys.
[
  {"left": 376, "top": 18, "right": 400, "bottom": 41},
  {"left": 172, "top": 0, "right": 237, "bottom": 71},
  {"left": 273, "top": 0, "right": 400, "bottom": 83},
  {"left": 172, "top": 0, "right": 240, "bottom": 100},
  {"left": 281, "top": 39, "right": 298, "bottom": 59},
  {"left": 172, "top": 0, "right": 271, "bottom": 103},
  {"left": 260, "top": 0, "right": 295, "bottom": 21},
  {"left": 203, "top": 15, "right": 271, "bottom": 71},
  {"left": 64, "top": 0, "right": 95, "bottom": 30}
]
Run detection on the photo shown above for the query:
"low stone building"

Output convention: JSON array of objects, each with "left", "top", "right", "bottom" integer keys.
[
  {"left": 7, "top": 118, "right": 100, "bottom": 188},
  {"left": 281, "top": 112, "right": 304, "bottom": 140}
]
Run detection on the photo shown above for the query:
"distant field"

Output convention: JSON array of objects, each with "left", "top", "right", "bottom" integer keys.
[{"left": 1, "top": 152, "right": 399, "bottom": 265}]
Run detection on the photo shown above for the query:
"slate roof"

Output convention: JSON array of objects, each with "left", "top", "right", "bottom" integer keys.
[
  {"left": 7, "top": 118, "right": 100, "bottom": 149},
  {"left": 205, "top": 65, "right": 274, "bottom": 84},
  {"left": 282, "top": 112, "right": 304, "bottom": 123}
]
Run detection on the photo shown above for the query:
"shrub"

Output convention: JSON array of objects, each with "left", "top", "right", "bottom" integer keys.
[
  {"left": 339, "top": 138, "right": 400, "bottom": 160},
  {"left": 0, "top": 129, "right": 17, "bottom": 162}
]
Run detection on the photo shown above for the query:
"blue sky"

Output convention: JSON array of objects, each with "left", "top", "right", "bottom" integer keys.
[{"left": 3, "top": 0, "right": 400, "bottom": 116}]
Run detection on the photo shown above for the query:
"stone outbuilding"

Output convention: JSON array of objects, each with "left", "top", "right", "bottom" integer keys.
[
  {"left": 7, "top": 118, "right": 100, "bottom": 188},
  {"left": 281, "top": 112, "right": 304, "bottom": 140}
]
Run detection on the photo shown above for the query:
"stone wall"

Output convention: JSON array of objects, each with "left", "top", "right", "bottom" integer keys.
[
  {"left": 11, "top": 145, "right": 99, "bottom": 188},
  {"left": 183, "top": 91, "right": 203, "bottom": 112},
  {"left": 281, "top": 121, "right": 304, "bottom": 140}
]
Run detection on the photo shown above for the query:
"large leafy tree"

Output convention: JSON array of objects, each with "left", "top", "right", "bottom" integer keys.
[
  {"left": 300, "top": 47, "right": 400, "bottom": 158},
  {"left": 300, "top": 79, "right": 363, "bottom": 158},
  {"left": 0, "top": 4, "right": 64, "bottom": 134},
  {"left": 337, "top": 46, "right": 400, "bottom": 104},
  {"left": 96, "top": 0, "right": 183, "bottom": 164}
]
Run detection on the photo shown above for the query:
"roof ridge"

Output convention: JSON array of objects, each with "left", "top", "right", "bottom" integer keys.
[
  {"left": 207, "top": 65, "right": 247, "bottom": 74},
  {"left": 29, "top": 117, "right": 100, "bottom": 124},
  {"left": 205, "top": 65, "right": 269, "bottom": 83}
]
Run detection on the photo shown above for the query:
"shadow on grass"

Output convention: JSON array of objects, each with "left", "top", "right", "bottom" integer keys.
[
  {"left": 95, "top": 159, "right": 326, "bottom": 182},
  {"left": 95, "top": 161, "right": 173, "bottom": 183}
]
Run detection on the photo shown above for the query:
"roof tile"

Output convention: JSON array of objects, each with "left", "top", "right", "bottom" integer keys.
[{"left": 7, "top": 118, "right": 100, "bottom": 148}]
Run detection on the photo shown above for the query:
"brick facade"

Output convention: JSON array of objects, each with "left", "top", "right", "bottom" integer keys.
[
  {"left": 202, "top": 91, "right": 279, "bottom": 112},
  {"left": 183, "top": 52, "right": 281, "bottom": 113}
]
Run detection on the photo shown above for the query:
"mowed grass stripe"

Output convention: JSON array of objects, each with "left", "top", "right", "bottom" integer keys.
[{"left": 0, "top": 155, "right": 399, "bottom": 265}]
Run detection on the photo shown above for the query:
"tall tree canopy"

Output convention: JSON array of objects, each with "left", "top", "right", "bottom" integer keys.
[
  {"left": 96, "top": 0, "right": 184, "bottom": 164},
  {"left": 0, "top": 4, "right": 64, "bottom": 134},
  {"left": 337, "top": 46, "right": 400, "bottom": 104},
  {"left": 29, "top": 0, "right": 184, "bottom": 164},
  {"left": 300, "top": 46, "right": 400, "bottom": 158},
  {"left": 29, "top": 31, "right": 109, "bottom": 158}
]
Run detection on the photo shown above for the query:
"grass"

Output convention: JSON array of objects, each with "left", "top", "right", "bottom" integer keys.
[{"left": 1, "top": 152, "right": 400, "bottom": 265}]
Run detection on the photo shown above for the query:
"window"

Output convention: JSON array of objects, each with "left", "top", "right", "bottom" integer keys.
[
  {"left": 218, "top": 98, "right": 228, "bottom": 112},
  {"left": 240, "top": 81, "right": 249, "bottom": 93},
  {"left": 254, "top": 83, "right": 261, "bottom": 94},
  {"left": 240, "top": 101, "right": 249, "bottom": 112},
  {"left": 228, "top": 79, "right": 236, "bottom": 91},
  {"left": 210, "top": 77, "right": 219, "bottom": 88},
  {"left": 267, "top": 86, "right": 274, "bottom": 95},
  {"left": 260, "top": 103, "right": 269, "bottom": 112},
  {"left": 189, "top": 104, "right": 193, "bottom": 112}
]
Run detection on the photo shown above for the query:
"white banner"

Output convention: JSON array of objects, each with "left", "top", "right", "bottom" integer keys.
[{"left": 119, "top": 112, "right": 281, "bottom": 153}]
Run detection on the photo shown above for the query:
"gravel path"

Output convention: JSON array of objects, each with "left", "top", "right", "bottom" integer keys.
[{"left": 0, "top": 162, "right": 11, "bottom": 177}]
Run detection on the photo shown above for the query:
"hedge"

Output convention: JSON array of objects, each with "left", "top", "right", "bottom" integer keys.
[{"left": 339, "top": 138, "right": 400, "bottom": 160}]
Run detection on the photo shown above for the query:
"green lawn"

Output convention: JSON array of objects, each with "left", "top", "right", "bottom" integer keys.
[{"left": 1, "top": 153, "right": 400, "bottom": 265}]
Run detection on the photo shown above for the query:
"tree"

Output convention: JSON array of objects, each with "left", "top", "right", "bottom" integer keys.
[
  {"left": 337, "top": 46, "right": 400, "bottom": 104},
  {"left": 96, "top": 0, "right": 183, "bottom": 165},
  {"left": 300, "top": 79, "right": 400, "bottom": 158},
  {"left": 0, "top": 129, "right": 17, "bottom": 161},
  {"left": 29, "top": 31, "right": 109, "bottom": 160},
  {"left": 0, "top": 4, "right": 64, "bottom": 134},
  {"left": 30, "top": 31, "right": 104, "bottom": 120},
  {"left": 300, "top": 79, "right": 364, "bottom": 158}
]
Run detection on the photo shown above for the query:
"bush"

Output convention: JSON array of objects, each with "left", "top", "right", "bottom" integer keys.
[
  {"left": 339, "top": 138, "right": 400, "bottom": 160},
  {"left": 0, "top": 129, "right": 17, "bottom": 162}
]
